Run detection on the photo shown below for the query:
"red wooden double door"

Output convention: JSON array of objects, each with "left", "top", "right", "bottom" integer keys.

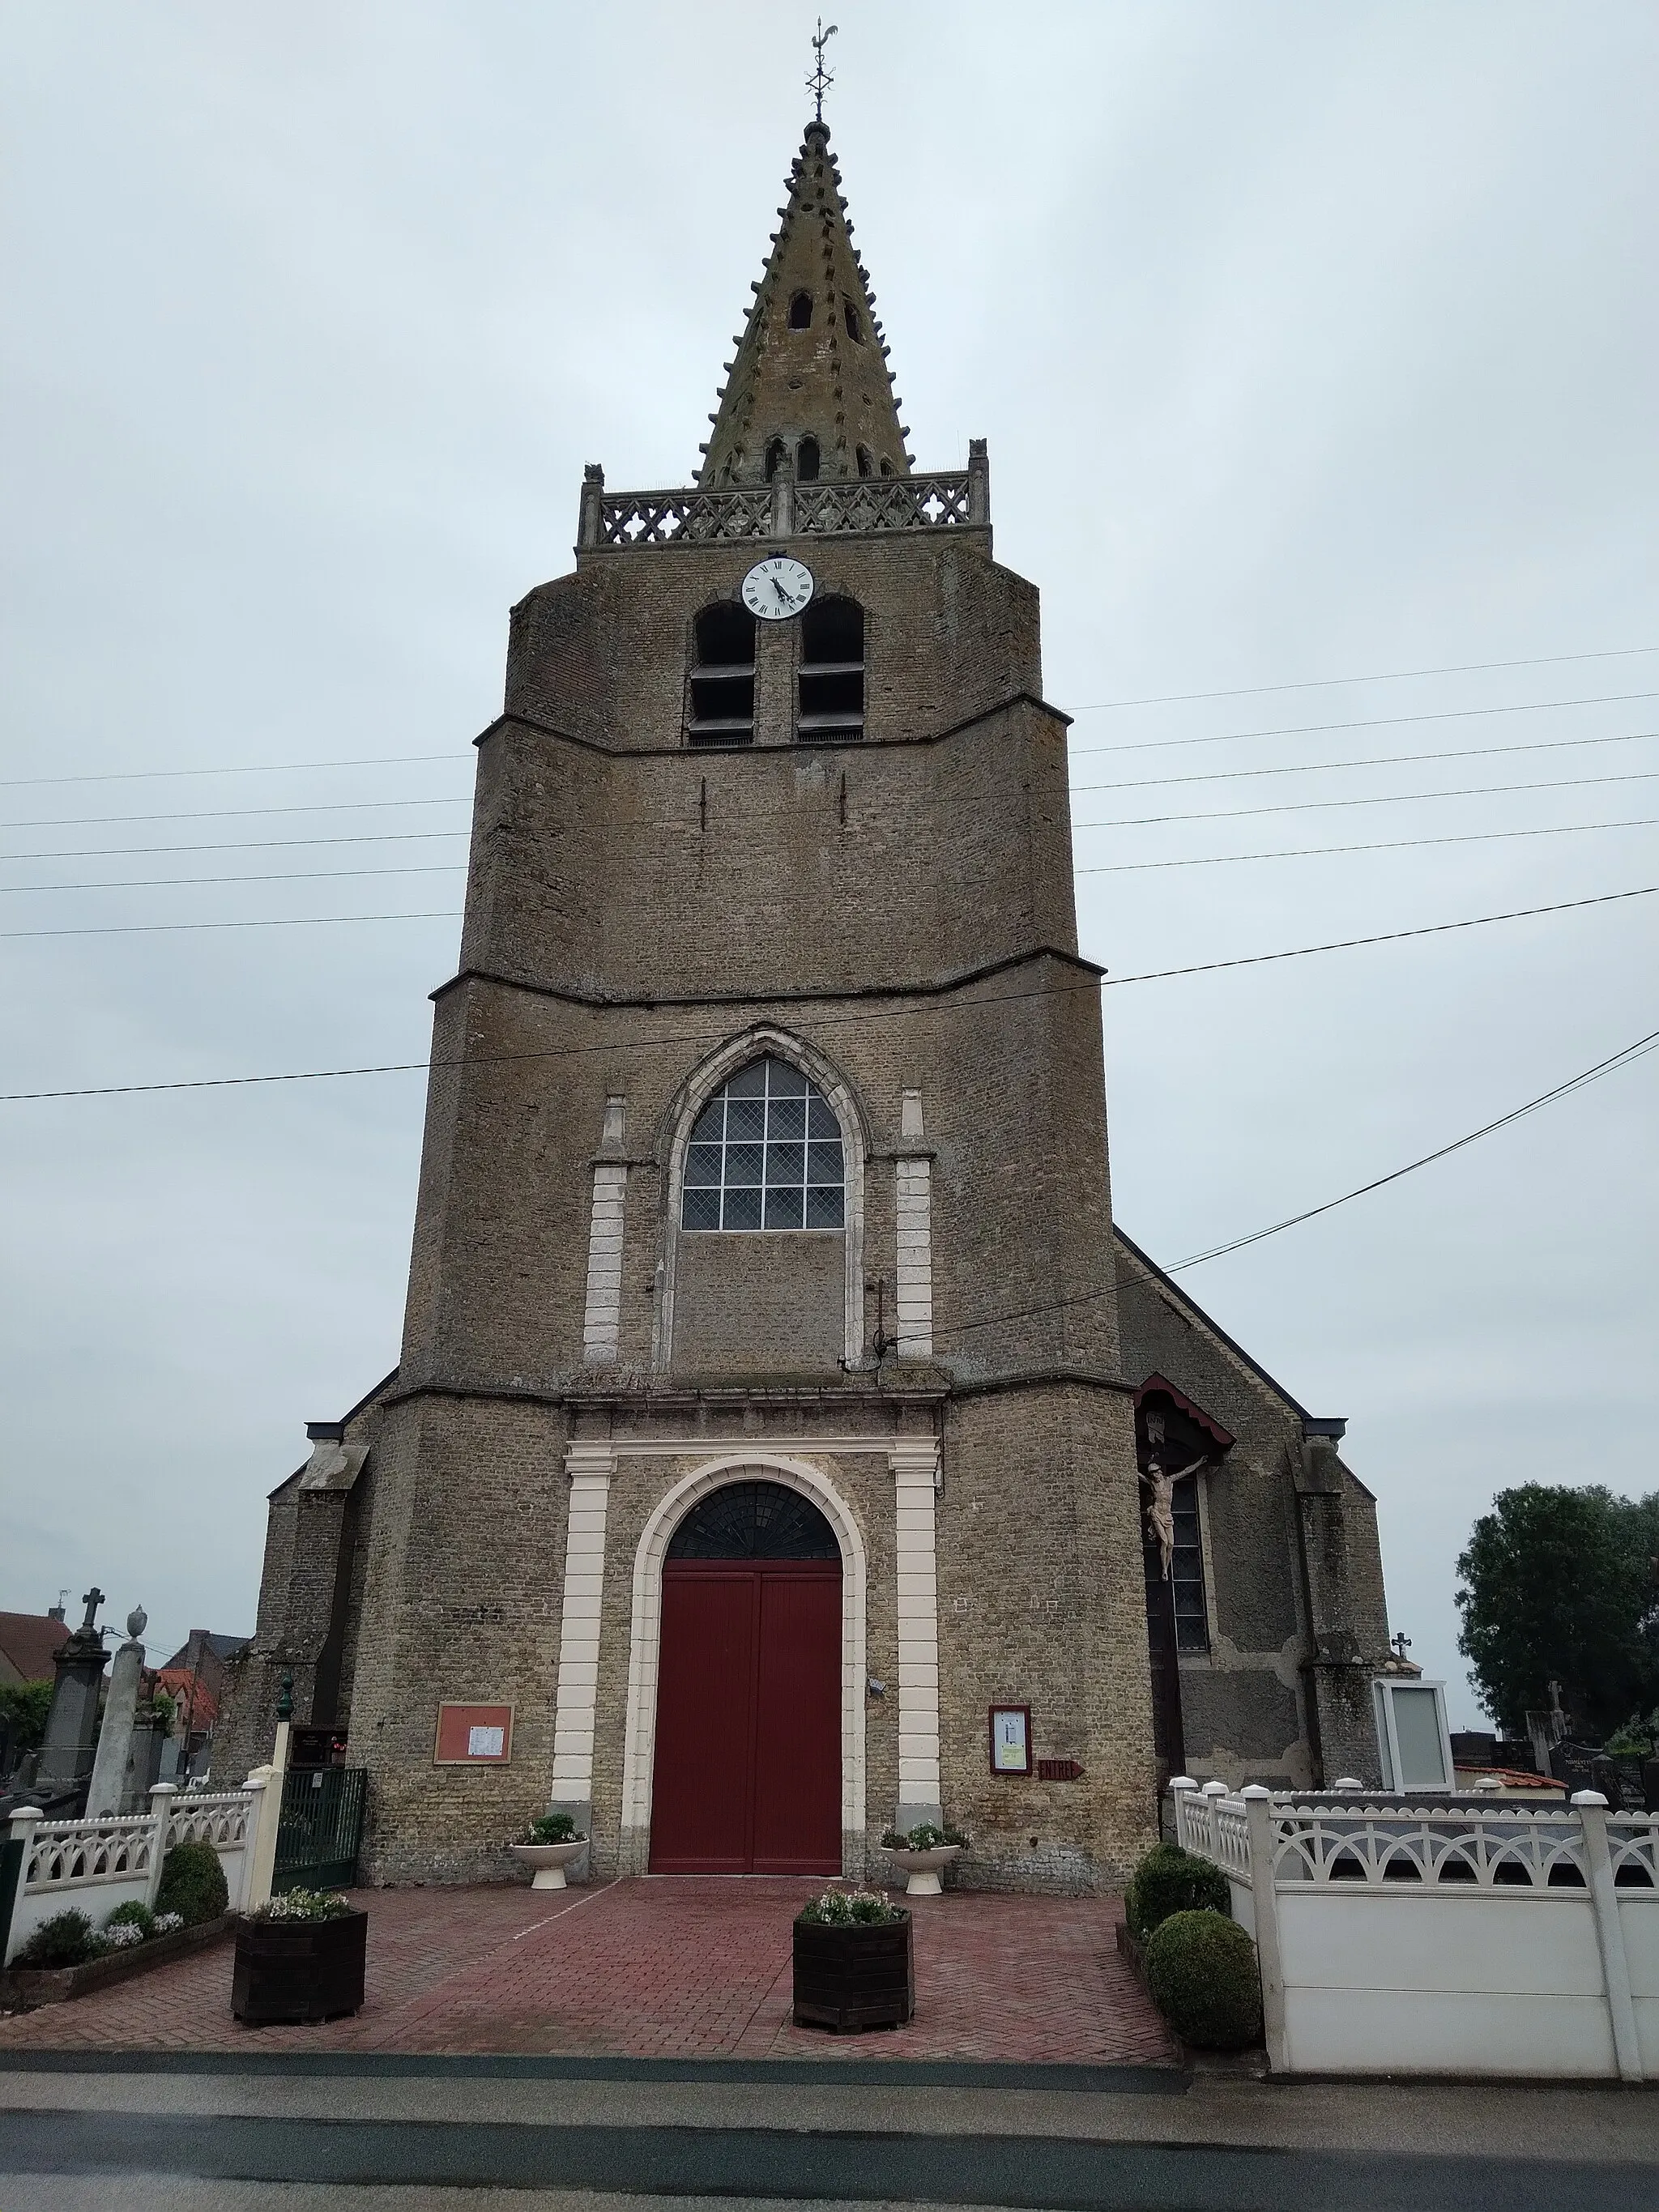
[{"left": 650, "top": 1558, "right": 842, "bottom": 1874}]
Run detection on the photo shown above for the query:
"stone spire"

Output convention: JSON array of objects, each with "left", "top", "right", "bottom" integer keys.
[{"left": 697, "top": 121, "right": 911, "bottom": 489}]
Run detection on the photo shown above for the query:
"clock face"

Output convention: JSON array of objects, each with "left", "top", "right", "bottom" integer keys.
[{"left": 741, "top": 556, "right": 815, "bottom": 621}]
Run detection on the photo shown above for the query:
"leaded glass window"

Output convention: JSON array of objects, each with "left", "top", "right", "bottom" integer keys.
[
  {"left": 1171, "top": 1476, "right": 1209, "bottom": 1652},
  {"left": 680, "top": 1055, "right": 846, "bottom": 1233},
  {"left": 667, "top": 1480, "right": 838, "bottom": 1560}
]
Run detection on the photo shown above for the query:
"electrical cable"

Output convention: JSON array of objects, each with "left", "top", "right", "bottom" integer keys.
[
  {"left": 1073, "top": 767, "right": 1659, "bottom": 832},
  {"left": 0, "top": 751, "right": 466, "bottom": 791},
  {"left": 1073, "top": 726, "right": 1659, "bottom": 792},
  {"left": 1, "top": 863, "right": 467, "bottom": 896},
  {"left": 932, "top": 1019, "right": 1659, "bottom": 1336},
  {"left": 0, "top": 829, "right": 471, "bottom": 864},
  {"left": 1076, "top": 816, "right": 1659, "bottom": 874},
  {"left": 2, "top": 884, "right": 1652, "bottom": 1089},
  {"left": 1071, "top": 643, "right": 1659, "bottom": 713},
  {"left": 0, "top": 795, "right": 471, "bottom": 834},
  {"left": 9, "top": 722, "right": 1647, "bottom": 862},
  {"left": 1070, "top": 689, "right": 1659, "bottom": 757}
]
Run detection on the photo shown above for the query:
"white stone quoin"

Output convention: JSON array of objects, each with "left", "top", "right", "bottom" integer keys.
[
  {"left": 581, "top": 1097, "right": 629, "bottom": 1365},
  {"left": 890, "top": 1437, "right": 943, "bottom": 1830},
  {"left": 548, "top": 1441, "right": 616, "bottom": 1821},
  {"left": 893, "top": 1089, "right": 932, "bottom": 1357}
]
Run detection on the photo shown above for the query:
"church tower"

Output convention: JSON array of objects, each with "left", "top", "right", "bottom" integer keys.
[{"left": 228, "top": 113, "right": 1397, "bottom": 1887}]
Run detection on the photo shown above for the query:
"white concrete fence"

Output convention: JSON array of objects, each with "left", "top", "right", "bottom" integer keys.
[
  {"left": 1172, "top": 1777, "right": 1659, "bottom": 2082},
  {"left": 3, "top": 1776, "right": 279, "bottom": 1967}
]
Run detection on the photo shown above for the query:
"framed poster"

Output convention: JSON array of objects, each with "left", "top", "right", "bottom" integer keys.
[
  {"left": 988, "top": 1704, "right": 1032, "bottom": 1776},
  {"left": 433, "top": 1701, "right": 514, "bottom": 1766}
]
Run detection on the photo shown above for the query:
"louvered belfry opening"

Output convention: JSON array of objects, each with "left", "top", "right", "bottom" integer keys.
[
  {"left": 688, "top": 601, "right": 757, "bottom": 746},
  {"left": 796, "top": 595, "right": 864, "bottom": 740}
]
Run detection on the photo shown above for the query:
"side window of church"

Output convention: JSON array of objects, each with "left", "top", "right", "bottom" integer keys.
[
  {"left": 688, "top": 602, "right": 757, "bottom": 747},
  {"left": 796, "top": 596, "right": 864, "bottom": 741},
  {"left": 1171, "top": 1477, "right": 1209, "bottom": 1652},
  {"left": 682, "top": 1055, "right": 845, "bottom": 1232}
]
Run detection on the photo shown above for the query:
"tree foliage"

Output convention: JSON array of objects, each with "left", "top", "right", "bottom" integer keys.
[
  {"left": 1456, "top": 1484, "right": 1659, "bottom": 1738},
  {"left": 0, "top": 1679, "right": 53, "bottom": 1754}
]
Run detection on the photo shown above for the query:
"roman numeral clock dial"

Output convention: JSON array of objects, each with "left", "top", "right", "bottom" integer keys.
[{"left": 741, "top": 556, "right": 815, "bottom": 620}]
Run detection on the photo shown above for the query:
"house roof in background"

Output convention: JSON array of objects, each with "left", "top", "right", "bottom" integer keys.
[
  {"left": 158, "top": 1630, "right": 247, "bottom": 1670},
  {"left": 0, "top": 1610, "right": 70, "bottom": 1684}
]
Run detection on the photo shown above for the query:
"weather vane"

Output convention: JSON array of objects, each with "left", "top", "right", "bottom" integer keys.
[{"left": 808, "top": 18, "right": 838, "bottom": 122}]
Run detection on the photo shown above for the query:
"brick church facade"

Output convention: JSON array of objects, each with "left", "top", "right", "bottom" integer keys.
[{"left": 221, "top": 120, "right": 1393, "bottom": 1889}]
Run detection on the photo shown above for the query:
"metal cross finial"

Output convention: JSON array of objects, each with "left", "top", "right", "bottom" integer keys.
[
  {"left": 1391, "top": 1630, "right": 1412, "bottom": 1661},
  {"left": 80, "top": 1587, "right": 106, "bottom": 1630},
  {"left": 808, "top": 18, "right": 838, "bottom": 122}
]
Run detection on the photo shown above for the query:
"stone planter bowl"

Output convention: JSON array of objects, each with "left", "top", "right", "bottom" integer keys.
[
  {"left": 510, "top": 1839, "right": 587, "bottom": 1890},
  {"left": 886, "top": 1843, "right": 962, "bottom": 1897}
]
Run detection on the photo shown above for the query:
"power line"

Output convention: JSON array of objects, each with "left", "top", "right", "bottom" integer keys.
[
  {"left": 1172, "top": 1025, "right": 1659, "bottom": 1269},
  {"left": 3, "top": 884, "right": 1652, "bottom": 1092},
  {"left": 1073, "top": 766, "right": 1659, "bottom": 831},
  {"left": 10, "top": 735, "right": 1655, "bottom": 874},
  {"left": 0, "top": 728, "right": 1646, "bottom": 866},
  {"left": 1070, "top": 688, "right": 1659, "bottom": 757},
  {"left": 1073, "top": 725, "right": 1659, "bottom": 793},
  {"left": 1, "top": 863, "right": 467, "bottom": 897},
  {"left": 0, "top": 829, "right": 470, "bottom": 864},
  {"left": 0, "top": 908, "right": 463, "bottom": 942},
  {"left": 0, "top": 750, "right": 467, "bottom": 791},
  {"left": 1, "top": 795, "right": 470, "bottom": 834},
  {"left": 1071, "top": 644, "right": 1659, "bottom": 713},
  {"left": 1077, "top": 815, "right": 1659, "bottom": 873},
  {"left": 1107, "top": 885, "right": 1658, "bottom": 986},
  {"left": 933, "top": 1017, "right": 1659, "bottom": 1336}
]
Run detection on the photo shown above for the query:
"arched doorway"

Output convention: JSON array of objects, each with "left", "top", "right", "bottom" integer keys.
[{"left": 649, "top": 1480, "right": 842, "bottom": 1874}]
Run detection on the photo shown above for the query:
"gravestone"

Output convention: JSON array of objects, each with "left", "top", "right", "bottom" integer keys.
[
  {"left": 34, "top": 1589, "right": 111, "bottom": 1805},
  {"left": 87, "top": 1607, "right": 148, "bottom": 1816}
]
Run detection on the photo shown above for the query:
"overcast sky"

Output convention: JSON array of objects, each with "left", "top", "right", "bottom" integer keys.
[{"left": 3, "top": 3, "right": 1656, "bottom": 1730}]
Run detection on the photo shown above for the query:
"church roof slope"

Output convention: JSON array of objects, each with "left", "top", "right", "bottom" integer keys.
[
  {"left": 699, "top": 120, "right": 911, "bottom": 489},
  {"left": 1111, "top": 1225, "right": 1349, "bottom": 1445}
]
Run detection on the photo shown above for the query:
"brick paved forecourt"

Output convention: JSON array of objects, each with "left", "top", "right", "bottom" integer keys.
[{"left": 0, "top": 1882, "right": 1178, "bottom": 2065}]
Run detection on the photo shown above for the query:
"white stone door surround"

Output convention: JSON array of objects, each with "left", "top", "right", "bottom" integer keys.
[{"left": 617, "top": 1455, "right": 869, "bottom": 1863}]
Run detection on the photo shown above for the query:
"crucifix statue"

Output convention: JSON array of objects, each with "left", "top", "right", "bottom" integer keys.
[
  {"left": 808, "top": 19, "right": 838, "bottom": 122},
  {"left": 1140, "top": 1458, "right": 1204, "bottom": 1581}
]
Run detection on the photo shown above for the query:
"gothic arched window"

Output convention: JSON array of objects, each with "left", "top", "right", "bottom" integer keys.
[
  {"left": 788, "top": 291, "right": 813, "bottom": 330},
  {"left": 797, "top": 595, "right": 864, "bottom": 741},
  {"left": 855, "top": 445, "right": 873, "bottom": 478},
  {"left": 843, "top": 302, "right": 864, "bottom": 343},
  {"left": 796, "top": 435, "right": 821, "bottom": 481},
  {"left": 681, "top": 1055, "right": 846, "bottom": 1232},
  {"left": 764, "top": 437, "right": 788, "bottom": 482}
]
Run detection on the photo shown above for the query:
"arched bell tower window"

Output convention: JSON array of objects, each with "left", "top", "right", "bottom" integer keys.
[
  {"left": 878, "top": 455, "right": 895, "bottom": 477},
  {"left": 843, "top": 303, "right": 864, "bottom": 343},
  {"left": 797, "top": 596, "right": 864, "bottom": 741},
  {"left": 796, "top": 435, "right": 821, "bottom": 482},
  {"left": 787, "top": 291, "right": 813, "bottom": 330},
  {"left": 687, "top": 602, "right": 756, "bottom": 748},
  {"left": 855, "top": 445, "right": 873, "bottom": 478},
  {"left": 681, "top": 1055, "right": 846, "bottom": 1232},
  {"left": 764, "top": 437, "right": 788, "bottom": 482}
]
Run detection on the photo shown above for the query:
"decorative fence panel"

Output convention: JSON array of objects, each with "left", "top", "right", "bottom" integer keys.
[
  {"left": 3, "top": 1784, "right": 256, "bottom": 1964},
  {"left": 1173, "top": 1780, "right": 1658, "bottom": 2082},
  {"left": 588, "top": 468, "right": 984, "bottom": 552}
]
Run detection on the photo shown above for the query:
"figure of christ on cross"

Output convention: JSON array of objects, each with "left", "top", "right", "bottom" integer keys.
[{"left": 1139, "top": 1459, "right": 1205, "bottom": 1581}]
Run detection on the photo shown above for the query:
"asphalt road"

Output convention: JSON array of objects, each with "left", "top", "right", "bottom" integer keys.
[{"left": 2, "top": 2056, "right": 1655, "bottom": 2210}]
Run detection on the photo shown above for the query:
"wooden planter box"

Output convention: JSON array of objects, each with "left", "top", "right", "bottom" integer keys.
[
  {"left": 792, "top": 1911, "right": 913, "bottom": 2031},
  {"left": 232, "top": 1909, "right": 367, "bottom": 2027},
  {"left": 1, "top": 1914, "right": 232, "bottom": 2011}
]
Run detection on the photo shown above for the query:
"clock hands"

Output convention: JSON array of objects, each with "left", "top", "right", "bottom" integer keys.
[{"left": 771, "top": 578, "right": 791, "bottom": 606}]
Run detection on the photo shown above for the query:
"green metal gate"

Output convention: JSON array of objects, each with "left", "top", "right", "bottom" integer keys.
[{"left": 274, "top": 1766, "right": 367, "bottom": 1894}]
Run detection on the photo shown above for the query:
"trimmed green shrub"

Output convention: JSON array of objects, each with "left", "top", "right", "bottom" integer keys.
[
  {"left": 1125, "top": 1842, "right": 1230, "bottom": 1940},
  {"left": 153, "top": 1839, "right": 228, "bottom": 1927},
  {"left": 15, "top": 1909, "right": 104, "bottom": 1968},
  {"left": 1144, "top": 1909, "right": 1264, "bottom": 2050},
  {"left": 104, "top": 1900, "right": 158, "bottom": 1940}
]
